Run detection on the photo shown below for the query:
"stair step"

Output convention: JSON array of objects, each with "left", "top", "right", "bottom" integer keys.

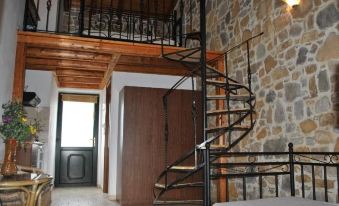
[
  {"left": 210, "top": 144, "right": 227, "bottom": 149},
  {"left": 206, "top": 109, "right": 251, "bottom": 115},
  {"left": 206, "top": 125, "right": 251, "bottom": 133},
  {"left": 206, "top": 80, "right": 243, "bottom": 89},
  {"left": 206, "top": 65, "right": 226, "bottom": 78},
  {"left": 155, "top": 182, "right": 203, "bottom": 190},
  {"left": 207, "top": 94, "right": 254, "bottom": 101},
  {"left": 168, "top": 166, "right": 196, "bottom": 172},
  {"left": 206, "top": 79, "right": 225, "bottom": 84},
  {"left": 164, "top": 48, "right": 201, "bottom": 63},
  {"left": 154, "top": 200, "right": 203, "bottom": 205}
]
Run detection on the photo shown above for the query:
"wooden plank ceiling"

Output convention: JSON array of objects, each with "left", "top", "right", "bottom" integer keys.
[
  {"left": 68, "top": 0, "right": 178, "bottom": 16},
  {"left": 18, "top": 31, "right": 222, "bottom": 90}
]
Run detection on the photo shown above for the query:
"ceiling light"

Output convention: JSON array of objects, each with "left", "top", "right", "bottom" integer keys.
[{"left": 284, "top": 0, "right": 300, "bottom": 7}]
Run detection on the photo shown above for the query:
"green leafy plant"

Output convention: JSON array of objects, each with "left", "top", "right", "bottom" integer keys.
[{"left": 0, "top": 102, "right": 37, "bottom": 142}]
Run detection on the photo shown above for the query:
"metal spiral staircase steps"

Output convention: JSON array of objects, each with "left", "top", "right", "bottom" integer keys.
[
  {"left": 154, "top": 200, "right": 204, "bottom": 205},
  {"left": 155, "top": 35, "right": 256, "bottom": 205}
]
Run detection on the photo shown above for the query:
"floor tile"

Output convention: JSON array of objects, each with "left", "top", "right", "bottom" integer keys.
[{"left": 52, "top": 187, "right": 120, "bottom": 206}]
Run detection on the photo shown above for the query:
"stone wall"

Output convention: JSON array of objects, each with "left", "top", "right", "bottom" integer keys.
[{"left": 180, "top": 0, "right": 339, "bottom": 202}]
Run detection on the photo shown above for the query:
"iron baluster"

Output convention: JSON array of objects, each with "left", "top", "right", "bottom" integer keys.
[
  {"left": 99, "top": 0, "right": 103, "bottom": 37},
  {"left": 46, "top": 0, "right": 51, "bottom": 31},
  {"left": 289, "top": 143, "right": 295, "bottom": 196},
  {"left": 108, "top": 0, "right": 114, "bottom": 38},
  {"left": 301, "top": 164, "right": 305, "bottom": 198},
  {"left": 243, "top": 176, "right": 247, "bottom": 200},
  {"left": 275, "top": 175, "right": 279, "bottom": 197},
  {"left": 225, "top": 54, "right": 231, "bottom": 147},
  {"left": 259, "top": 175, "right": 263, "bottom": 199},
  {"left": 324, "top": 166, "right": 328, "bottom": 202},
  {"left": 68, "top": 0, "right": 72, "bottom": 33},
  {"left": 78, "top": 0, "right": 85, "bottom": 36},
  {"left": 88, "top": 0, "right": 94, "bottom": 36},
  {"left": 179, "top": 0, "right": 184, "bottom": 47},
  {"left": 246, "top": 41, "right": 253, "bottom": 127},
  {"left": 312, "top": 165, "right": 316, "bottom": 200}
]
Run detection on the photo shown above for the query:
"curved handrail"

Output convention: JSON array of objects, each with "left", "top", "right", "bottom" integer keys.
[{"left": 206, "top": 32, "right": 264, "bottom": 64}]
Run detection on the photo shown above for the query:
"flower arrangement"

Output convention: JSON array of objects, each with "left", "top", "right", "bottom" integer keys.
[{"left": 0, "top": 101, "right": 37, "bottom": 142}]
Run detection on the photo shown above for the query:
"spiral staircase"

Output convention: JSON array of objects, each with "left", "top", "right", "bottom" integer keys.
[
  {"left": 152, "top": 35, "right": 261, "bottom": 205},
  {"left": 151, "top": 0, "right": 262, "bottom": 205}
]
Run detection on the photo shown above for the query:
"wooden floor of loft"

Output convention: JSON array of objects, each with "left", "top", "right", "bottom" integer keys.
[{"left": 13, "top": 31, "right": 223, "bottom": 99}]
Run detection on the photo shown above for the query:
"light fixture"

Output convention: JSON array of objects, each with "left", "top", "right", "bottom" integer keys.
[{"left": 284, "top": 0, "right": 300, "bottom": 7}]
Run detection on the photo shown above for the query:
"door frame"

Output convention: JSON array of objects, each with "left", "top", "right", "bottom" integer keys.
[{"left": 54, "top": 92, "right": 99, "bottom": 187}]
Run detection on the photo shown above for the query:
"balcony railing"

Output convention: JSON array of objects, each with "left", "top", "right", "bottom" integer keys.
[{"left": 24, "top": 0, "right": 184, "bottom": 47}]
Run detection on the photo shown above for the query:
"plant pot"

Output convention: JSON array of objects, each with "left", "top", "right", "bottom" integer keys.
[{"left": 1, "top": 138, "right": 18, "bottom": 176}]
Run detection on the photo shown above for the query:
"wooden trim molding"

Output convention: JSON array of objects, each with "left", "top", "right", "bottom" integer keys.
[{"left": 12, "top": 42, "right": 26, "bottom": 101}]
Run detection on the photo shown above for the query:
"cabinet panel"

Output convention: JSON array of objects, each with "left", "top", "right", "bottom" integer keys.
[{"left": 118, "top": 86, "right": 202, "bottom": 206}]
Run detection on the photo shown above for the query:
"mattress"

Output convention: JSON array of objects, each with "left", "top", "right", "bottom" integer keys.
[{"left": 213, "top": 197, "right": 339, "bottom": 206}]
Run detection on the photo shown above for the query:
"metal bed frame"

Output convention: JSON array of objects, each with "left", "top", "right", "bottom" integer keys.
[{"left": 215, "top": 143, "right": 339, "bottom": 203}]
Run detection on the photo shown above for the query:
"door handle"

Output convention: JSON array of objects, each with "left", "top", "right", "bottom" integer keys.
[{"left": 89, "top": 138, "right": 96, "bottom": 147}]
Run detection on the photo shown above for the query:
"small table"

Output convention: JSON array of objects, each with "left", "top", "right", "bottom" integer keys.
[{"left": 0, "top": 171, "right": 53, "bottom": 206}]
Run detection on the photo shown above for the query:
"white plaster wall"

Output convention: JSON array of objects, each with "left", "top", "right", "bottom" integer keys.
[
  {"left": 46, "top": 77, "right": 58, "bottom": 176},
  {"left": 37, "top": 0, "right": 58, "bottom": 31},
  {"left": 108, "top": 72, "right": 195, "bottom": 198},
  {"left": 25, "top": 70, "right": 54, "bottom": 107},
  {"left": 0, "top": 0, "right": 26, "bottom": 158}
]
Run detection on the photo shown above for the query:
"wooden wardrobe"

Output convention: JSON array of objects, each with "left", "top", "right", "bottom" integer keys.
[{"left": 117, "top": 86, "right": 203, "bottom": 206}]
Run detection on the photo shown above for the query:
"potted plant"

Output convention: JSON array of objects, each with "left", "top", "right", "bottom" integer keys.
[{"left": 0, "top": 101, "right": 37, "bottom": 176}]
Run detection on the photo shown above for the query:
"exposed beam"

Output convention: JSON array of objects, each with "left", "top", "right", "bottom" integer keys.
[
  {"left": 59, "top": 82, "right": 101, "bottom": 90},
  {"left": 114, "top": 64, "right": 189, "bottom": 76},
  {"left": 58, "top": 76, "right": 102, "bottom": 84},
  {"left": 26, "top": 47, "right": 112, "bottom": 63},
  {"left": 117, "top": 55, "right": 187, "bottom": 69},
  {"left": 12, "top": 42, "right": 26, "bottom": 101},
  {"left": 56, "top": 69, "right": 105, "bottom": 78},
  {"left": 26, "top": 57, "right": 108, "bottom": 71},
  {"left": 100, "top": 54, "right": 121, "bottom": 88},
  {"left": 18, "top": 32, "right": 222, "bottom": 59}
]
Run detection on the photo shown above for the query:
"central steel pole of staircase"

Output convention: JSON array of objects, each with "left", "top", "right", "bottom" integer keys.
[{"left": 200, "top": 0, "right": 210, "bottom": 205}]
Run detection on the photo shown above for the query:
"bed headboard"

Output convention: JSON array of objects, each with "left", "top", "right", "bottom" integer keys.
[{"left": 215, "top": 143, "right": 339, "bottom": 203}]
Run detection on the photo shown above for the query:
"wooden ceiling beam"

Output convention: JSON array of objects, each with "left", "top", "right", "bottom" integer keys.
[
  {"left": 117, "top": 55, "right": 187, "bottom": 69},
  {"left": 114, "top": 64, "right": 189, "bottom": 76},
  {"left": 59, "top": 82, "right": 101, "bottom": 90},
  {"left": 100, "top": 54, "right": 121, "bottom": 88},
  {"left": 26, "top": 47, "right": 113, "bottom": 63},
  {"left": 26, "top": 64, "right": 57, "bottom": 71},
  {"left": 26, "top": 57, "right": 108, "bottom": 71},
  {"left": 58, "top": 76, "right": 102, "bottom": 84},
  {"left": 56, "top": 69, "right": 105, "bottom": 78},
  {"left": 18, "top": 32, "right": 223, "bottom": 59}
]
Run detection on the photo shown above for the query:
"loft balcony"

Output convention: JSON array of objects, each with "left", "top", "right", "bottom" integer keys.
[{"left": 24, "top": 0, "right": 183, "bottom": 46}]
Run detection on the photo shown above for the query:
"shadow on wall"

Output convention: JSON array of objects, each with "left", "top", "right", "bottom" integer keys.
[{"left": 334, "top": 63, "right": 339, "bottom": 129}]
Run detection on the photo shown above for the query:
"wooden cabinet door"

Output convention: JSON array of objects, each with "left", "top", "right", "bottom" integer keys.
[{"left": 118, "top": 86, "right": 202, "bottom": 206}]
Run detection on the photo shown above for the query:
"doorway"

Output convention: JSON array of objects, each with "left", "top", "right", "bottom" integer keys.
[{"left": 55, "top": 93, "right": 99, "bottom": 187}]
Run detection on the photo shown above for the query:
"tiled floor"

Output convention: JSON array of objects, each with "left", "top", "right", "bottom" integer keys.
[{"left": 51, "top": 187, "right": 120, "bottom": 206}]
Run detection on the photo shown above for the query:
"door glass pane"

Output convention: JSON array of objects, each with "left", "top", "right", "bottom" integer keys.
[{"left": 61, "top": 101, "right": 95, "bottom": 147}]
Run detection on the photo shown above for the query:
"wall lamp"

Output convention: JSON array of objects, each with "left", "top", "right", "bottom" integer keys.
[{"left": 284, "top": 0, "right": 300, "bottom": 7}]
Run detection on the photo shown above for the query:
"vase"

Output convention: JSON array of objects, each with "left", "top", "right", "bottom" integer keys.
[{"left": 1, "top": 138, "right": 18, "bottom": 176}]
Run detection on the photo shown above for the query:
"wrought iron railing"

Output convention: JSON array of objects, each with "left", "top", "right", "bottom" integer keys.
[
  {"left": 212, "top": 143, "right": 339, "bottom": 203},
  {"left": 23, "top": 0, "right": 183, "bottom": 46}
]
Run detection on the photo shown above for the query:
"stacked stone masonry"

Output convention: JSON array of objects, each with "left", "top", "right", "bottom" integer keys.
[{"left": 180, "top": 0, "right": 339, "bottom": 203}]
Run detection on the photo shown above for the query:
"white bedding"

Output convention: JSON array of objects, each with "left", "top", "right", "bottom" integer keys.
[{"left": 213, "top": 197, "right": 339, "bottom": 206}]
